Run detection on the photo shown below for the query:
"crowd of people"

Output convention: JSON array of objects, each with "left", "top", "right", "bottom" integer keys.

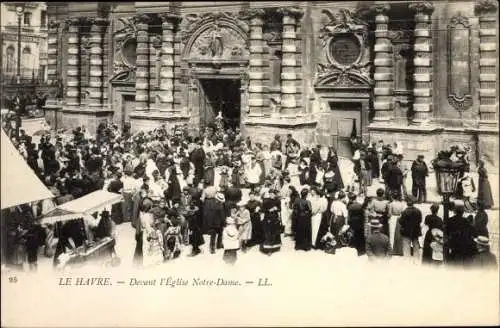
[{"left": 1, "top": 114, "right": 497, "bottom": 270}]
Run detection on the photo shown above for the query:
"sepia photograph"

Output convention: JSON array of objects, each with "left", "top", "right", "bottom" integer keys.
[{"left": 1, "top": 1, "right": 499, "bottom": 327}]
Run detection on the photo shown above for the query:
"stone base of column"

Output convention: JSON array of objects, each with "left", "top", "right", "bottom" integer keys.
[
  {"left": 60, "top": 106, "right": 114, "bottom": 134},
  {"left": 43, "top": 103, "right": 63, "bottom": 130},
  {"left": 129, "top": 111, "right": 190, "bottom": 134},
  {"left": 243, "top": 114, "right": 317, "bottom": 147}
]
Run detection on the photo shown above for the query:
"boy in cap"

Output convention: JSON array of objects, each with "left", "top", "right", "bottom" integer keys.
[{"left": 366, "top": 219, "right": 392, "bottom": 260}]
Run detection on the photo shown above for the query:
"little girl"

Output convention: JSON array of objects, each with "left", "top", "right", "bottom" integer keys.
[{"left": 223, "top": 208, "right": 240, "bottom": 265}]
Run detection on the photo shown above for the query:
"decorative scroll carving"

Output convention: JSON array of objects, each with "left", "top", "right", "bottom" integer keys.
[
  {"left": 110, "top": 17, "right": 138, "bottom": 82},
  {"left": 180, "top": 12, "right": 249, "bottom": 60},
  {"left": 447, "top": 12, "right": 473, "bottom": 111},
  {"left": 179, "top": 12, "right": 249, "bottom": 46},
  {"left": 315, "top": 8, "right": 372, "bottom": 88},
  {"left": 475, "top": 0, "right": 498, "bottom": 15}
]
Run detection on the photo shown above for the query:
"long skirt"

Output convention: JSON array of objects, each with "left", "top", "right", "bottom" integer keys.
[
  {"left": 295, "top": 215, "right": 312, "bottom": 251},
  {"left": 142, "top": 233, "right": 164, "bottom": 268},
  {"left": 478, "top": 178, "right": 494, "bottom": 209},
  {"left": 260, "top": 217, "right": 281, "bottom": 254},
  {"left": 311, "top": 212, "right": 323, "bottom": 248},
  {"left": 315, "top": 212, "right": 332, "bottom": 249},
  {"left": 122, "top": 192, "right": 134, "bottom": 222},
  {"left": 248, "top": 213, "right": 264, "bottom": 247},
  {"left": 281, "top": 199, "right": 292, "bottom": 235},
  {"left": 392, "top": 220, "right": 404, "bottom": 256}
]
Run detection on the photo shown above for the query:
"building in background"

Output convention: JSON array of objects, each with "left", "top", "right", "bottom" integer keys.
[
  {"left": 44, "top": 1, "right": 498, "bottom": 169},
  {"left": 1, "top": 2, "right": 48, "bottom": 83}
]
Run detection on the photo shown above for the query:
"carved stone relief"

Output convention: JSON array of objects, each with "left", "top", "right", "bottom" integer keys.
[
  {"left": 179, "top": 12, "right": 249, "bottom": 61},
  {"left": 447, "top": 13, "right": 473, "bottom": 112},
  {"left": 315, "top": 8, "right": 372, "bottom": 88},
  {"left": 110, "top": 17, "right": 137, "bottom": 83}
]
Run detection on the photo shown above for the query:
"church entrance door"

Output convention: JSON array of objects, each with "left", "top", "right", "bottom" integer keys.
[{"left": 198, "top": 78, "right": 241, "bottom": 131}]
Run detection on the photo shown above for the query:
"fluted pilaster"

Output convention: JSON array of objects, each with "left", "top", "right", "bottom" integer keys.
[
  {"left": 135, "top": 14, "right": 151, "bottom": 112},
  {"left": 246, "top": 9, "right": 266, "bottom": 115},
  {"left": 409, "top": 2, "right": 434, "bottom": 124},
  {"left": 88, "top": 18, "right": 108, "bottom": 108},
  {"left": 65, "top": 18, "right": 81, "bottom": 106},
  {"left": 475, "top": 0, "right": 499, "bottom": 128},
  {"left": 372, "top": 4, "right": 393, "bottom": 122},
  {"left": 278, "top": 7, "right": 303, "bottom": 116}
]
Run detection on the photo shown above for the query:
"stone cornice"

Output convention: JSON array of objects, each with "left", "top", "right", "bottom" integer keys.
[{"left": 409, "top": 2, "right": 435, "bottom": 15}]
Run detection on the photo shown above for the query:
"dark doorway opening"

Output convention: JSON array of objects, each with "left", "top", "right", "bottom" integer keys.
[{"left": 199, "top": 79, "right": 241, "bottom": 130}]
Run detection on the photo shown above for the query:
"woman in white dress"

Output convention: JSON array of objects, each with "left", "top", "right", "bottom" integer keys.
[
  {"left": 140, "top": 204, "right": 164, "bottom": 268},
  {"left": 288, "top": 158, "right": 301, "bottom": 188},
  {"left": 309, "top": 187, "right": 328, "bottom": 248},
  {"left": 236, "top": 200, "right": 252, "bottom": 252}
]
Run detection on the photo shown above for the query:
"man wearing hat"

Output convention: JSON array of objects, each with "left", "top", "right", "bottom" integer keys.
[
  {"left": 411, "top": 154, "right": 429, "bottom": 204},
  {"left": 366, "top": 219, "right": 392, "bottom": 260},
  {"left": 398, "top": 196, "right": 422, "bottom": 263},
  {"left": 471, "top": 236, "right": 497, "bottom": 269}
]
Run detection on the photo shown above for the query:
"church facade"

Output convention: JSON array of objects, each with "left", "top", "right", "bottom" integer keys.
[{"left": 44, "top": 1, "right": 499, "bottom": 166}]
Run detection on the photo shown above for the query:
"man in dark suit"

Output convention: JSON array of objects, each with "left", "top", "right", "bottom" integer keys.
[
  {"left": 189, "top": 139, "right": 205, "bottom": 187},
  {"left": 386, "top": 156, "right": 403, "bottom": 200},
  {"left": 445, "top": 205, "right": 476, "bottom": 267},
  {"left": 411, "top": 155, "right": 429, "bottom": 203},
  {"left": 398, "top": 196, "right": 422, "bottom": 262},
  {"left": 366, "top": 219, "right": 392, "bottom": 260}
]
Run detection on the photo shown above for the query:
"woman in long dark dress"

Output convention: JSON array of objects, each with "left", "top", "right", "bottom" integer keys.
[
  {"left": 246, "top": 191, "right": 263, "bottom": 247},
  {"left": 315, "top": 190, "right": 335, "bottom": 249},
  {"left": 260, "top": 190, "right": 282, "bottom": 255},
  {"left": 327, "top": 148, "right": 344, "bottom": 190},
  {"left": 293, "top": 188, "right": 313, "bottom": 251},
  {"left": 477, "top": 160, "right": 494, "bottom": 209},
  {"left": 186, "top": 202, "right": 204, "bottom": 257},
  {"left": 422, "top": 203, "right": 443, "bottom": 264},
  {"left": 289, "top": 186, "right": 300, "bottom": 236},
  {"left": 165, "top": 166, "right": 182, "bottom": 206}
]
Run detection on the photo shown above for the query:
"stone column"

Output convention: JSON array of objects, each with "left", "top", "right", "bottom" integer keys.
[
  {"left": 278, "top": 7, "right": 303, "bottom": 116},
  {"left": 47, "top": 20, "right": 60, "bottom": 85},
  {"left": 246, "top": 9, "right": 266, "bottom": 116},
  {"left": 372, "top": 4, "right": 393, "bottom": 122},
  {"left": 65, "top": 18, "right": 81, "bottom": 107},
  {"left": 475, "top": 0, "right": 498, "bottom": 128},
  {"left": 159, "top": 13, "right": 181, "bottom": 112},
  {"left": 409, "top": 2, "right": 434, "bottom": 124},
  {"left": 134, "top": 15, "right": 151, "bottom": 112},
  {"left": 88, "top": 18, "right": 108, "bottom": 109}
]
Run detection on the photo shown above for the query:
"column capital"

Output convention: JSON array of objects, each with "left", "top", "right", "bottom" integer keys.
[
  {"left": 89, "top": 17, "right": 109, "bottom": 27},
  {"left": 65, "top": 17, "right": 84, "bottom": 27},
  {"left": 277, "top": 7, "right": 304, "bottom": 20},
  {"left": 133, "top": 13, "right": 154, "bottom": 26},
  {"left": 241, "top": 8, "right": 266, "bottom": 20},
  {"left": 48, "top": 19, "right": 61, "bottom": 29},
  {"left": 159, "top": 12, "right": 182, "bottom": 25},
  {"left": 409, "top": 2, "right": 435, "bottom": 15},
  {"left": 372, "top": 4, "right": 391, "bottom": 15},
  {"left": 475, "top": 0, "right": 498, "bottom": 16}
]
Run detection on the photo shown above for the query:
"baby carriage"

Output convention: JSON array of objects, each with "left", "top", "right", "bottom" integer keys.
[{"left": 162, "top": 220, "right": 182, "bottom": 260}]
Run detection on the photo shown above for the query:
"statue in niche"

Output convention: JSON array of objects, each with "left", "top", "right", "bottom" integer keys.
[{"left": 208, "top": 23, "right": 224, "bottom": 58}]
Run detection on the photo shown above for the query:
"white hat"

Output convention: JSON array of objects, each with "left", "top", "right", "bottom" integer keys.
[
  {"left": 237, "top": 200, "right": 247, "bottom": 207},
  {"left": 215, "top": 192, "right": 225, "bottom": 202},
  {"left": 324, "top": 171, "right": 335, "bottom": 179}
]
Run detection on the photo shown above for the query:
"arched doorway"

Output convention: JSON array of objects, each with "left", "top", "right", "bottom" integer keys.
[{"left": 180, "top": 13, "right": 250, "bottom": 132}]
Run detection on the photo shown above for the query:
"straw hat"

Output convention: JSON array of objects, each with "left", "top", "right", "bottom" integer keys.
[
  {"left": 215, "top": 192, "right": 225, "bottom": 202},
  {"left": 474, "top": 236, "right": 490, "bottom": 247},
  {"left": 237, "top": 200, "right": 247, "bottom": 207},
  {"left": 369, "top": 219, "right": 383, "bottom": 229}
]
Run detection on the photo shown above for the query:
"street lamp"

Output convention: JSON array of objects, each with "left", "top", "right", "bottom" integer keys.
[
  {"left": 14, "top": 4, "right": 24, "bottom": 139},
  {"left": 432, "top": 150, "right": 469, "bottom": 264}
]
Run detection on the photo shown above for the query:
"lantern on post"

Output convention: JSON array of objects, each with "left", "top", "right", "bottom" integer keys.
[{"left": 432, "top": 150, "right": 469, "bottom": 263}]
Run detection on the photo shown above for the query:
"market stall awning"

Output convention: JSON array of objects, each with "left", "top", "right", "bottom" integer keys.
[
  {"left": 57, "top": 190, "right": 122, "bottom": 214},
  {"left": 40, "top": 190, "right": 122, "bottom": 225},
  {"left": 1, "top": 129, "right": 55, "bottom": 209}
]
